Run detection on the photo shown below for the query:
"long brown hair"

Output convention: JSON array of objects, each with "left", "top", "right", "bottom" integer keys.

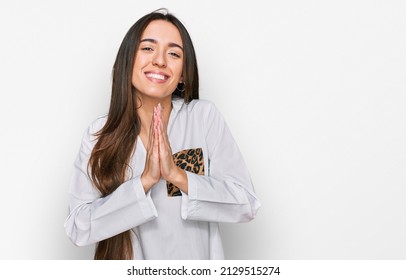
[{"left": 88, "top": 9, "right": 199, "bottom": 260}]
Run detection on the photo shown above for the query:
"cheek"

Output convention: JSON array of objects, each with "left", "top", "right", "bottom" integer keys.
[
  {"left": 131, "top": 66, "right": 138, "bottom": 83},
  {"left": 133, "top": 52, "right": 147, "bottom": 71},
  {"left": 175, "top": 62, "right": 184, "bottom": 80},
  {"left": 132, "top": 58, "right": 144, "bottom": 82}
]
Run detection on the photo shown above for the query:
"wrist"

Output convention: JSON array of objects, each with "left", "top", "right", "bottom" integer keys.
[
  {"left": 167, "top": 167, "right": 188, "bottom": 193},
  {"left": 141, "top": 173, "right": 158, "bottom": 192}
]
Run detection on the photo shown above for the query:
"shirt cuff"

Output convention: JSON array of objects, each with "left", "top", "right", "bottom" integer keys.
[
  {"left": 180, "top": 171, "right": 199, "bottom": 220},
  {"left": 133, "top": 176, "right": 158, "bottom": 220}
]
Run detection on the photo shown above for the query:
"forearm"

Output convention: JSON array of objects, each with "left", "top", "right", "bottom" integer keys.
[
  {"left": 65, "top": 176, "right": 157, "bottom": 246},
  {"left": 180, "top": 172, "right": 260, "bottom": 223}
]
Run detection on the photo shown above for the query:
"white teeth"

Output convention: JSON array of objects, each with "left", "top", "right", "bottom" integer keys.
[{"left": 146, "top": 73, "right": 166, "bottom": 80}]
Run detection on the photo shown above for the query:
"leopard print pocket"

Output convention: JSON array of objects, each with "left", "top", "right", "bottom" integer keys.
[{"left": 167, "top": 148, "right": 204, "bottom": 197}]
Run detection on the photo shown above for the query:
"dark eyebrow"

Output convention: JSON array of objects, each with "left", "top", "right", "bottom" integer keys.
[{"left": 140, "top": 38, "right": 183, "bottom": 51}]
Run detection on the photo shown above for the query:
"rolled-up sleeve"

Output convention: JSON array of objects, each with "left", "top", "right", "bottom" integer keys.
[
  {"left": 64, "top": 119, "right": 157, "bottom": 246},
  {"left": 181, "top": 102, "right": 261, "bottom": 223}
]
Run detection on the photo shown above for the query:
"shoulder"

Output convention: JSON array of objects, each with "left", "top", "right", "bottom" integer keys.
[
  {"left": 90, "top": 115, "right": 107, "bottom": 132},
  {"left": 179, "top": 99, "right": 226, "bottom": 131},
  {"left": 179, "top": 99, "right": 219, "bottom": 116},
  {"left": 83, "top": 115, "right": 108, "bottom": 142}
]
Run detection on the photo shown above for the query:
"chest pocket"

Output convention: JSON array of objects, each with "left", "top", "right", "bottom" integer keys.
[{"left": 166, "top": 148, "right": 204, "bottom": 197}]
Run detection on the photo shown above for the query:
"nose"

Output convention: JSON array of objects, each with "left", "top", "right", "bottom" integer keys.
[{"left": 152, "top": 50, "right": 167, "bottom": 68}]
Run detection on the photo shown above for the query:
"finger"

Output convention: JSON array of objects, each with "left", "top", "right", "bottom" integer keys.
[
  {"left": 153, "top": 113, "right": 159, "bottom": 154},
  {"left": 146, "top": 106, "right": 157, "bottom": 152},
  {"left": 158, "top": 109, "right": 171, "bottom": 150},
  {"left": 154, "top": 104, "right": 164, "bottom": 145},
  {"left": 158, "top": 103, "right": 165, "bottom": 130},
  {"left": 154, "top": 104, "right": 164, "bottom": 136},
  {"left": 154, "top": 105, "right": 159, "bottom": 129},
  {"left": 156, "top": 116, "right": 165, "bottom": 153}
]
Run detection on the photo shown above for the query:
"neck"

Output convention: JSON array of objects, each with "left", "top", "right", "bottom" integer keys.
[{"left": 137, "top": 95, "right": 172, "bottom": 132}]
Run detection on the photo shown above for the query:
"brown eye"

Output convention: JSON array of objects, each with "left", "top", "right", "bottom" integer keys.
[
  {"left": 169, "top": 52, "right": 181, "bottom": 58},
  {"left": 141, "top": 47, "right": 153, "bottom": 52}
]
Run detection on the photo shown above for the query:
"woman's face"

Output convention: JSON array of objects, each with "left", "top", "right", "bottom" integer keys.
[{"left": 132, "top": 20, "right": 184, "bottom": 101}]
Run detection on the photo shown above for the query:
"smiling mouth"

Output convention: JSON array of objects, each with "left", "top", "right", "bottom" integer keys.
[{"left": 145, "top": 72, "right": 169, "bottom": 81}]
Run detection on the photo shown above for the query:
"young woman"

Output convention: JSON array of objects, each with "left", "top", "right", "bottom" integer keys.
[{"left": 64, "top": 9, "right": 261, "bottom": 260}]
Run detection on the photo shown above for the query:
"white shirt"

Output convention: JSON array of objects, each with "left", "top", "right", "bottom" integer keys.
[{"left": 64, "top": 98, "right": 261, "bottom": 259}]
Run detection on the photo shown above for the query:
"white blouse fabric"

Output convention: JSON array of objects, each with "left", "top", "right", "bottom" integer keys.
[{"left": 64, "top": 98, "right": 261, "bottom": 259}]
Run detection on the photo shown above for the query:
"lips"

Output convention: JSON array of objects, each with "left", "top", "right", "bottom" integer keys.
[{"left": 145, "top": 71, "right": 169, "bottom": 82}]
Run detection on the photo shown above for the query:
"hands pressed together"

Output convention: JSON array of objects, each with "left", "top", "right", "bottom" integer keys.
[{"left": 141, "top": 104, "right": 188, "bottom": 194}]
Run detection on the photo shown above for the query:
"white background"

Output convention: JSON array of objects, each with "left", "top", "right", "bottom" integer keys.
[{"left": 0, "top": 0, "right": 405, "bottom": 259}]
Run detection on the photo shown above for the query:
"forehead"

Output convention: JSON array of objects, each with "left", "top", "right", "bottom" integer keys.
[{"left": 141, "top": 20, "right": 183, "bottom": 46}]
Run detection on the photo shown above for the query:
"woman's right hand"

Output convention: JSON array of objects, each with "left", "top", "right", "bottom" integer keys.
[{"left": 140, "top": 106, "right": 161, "bottom": 192}]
